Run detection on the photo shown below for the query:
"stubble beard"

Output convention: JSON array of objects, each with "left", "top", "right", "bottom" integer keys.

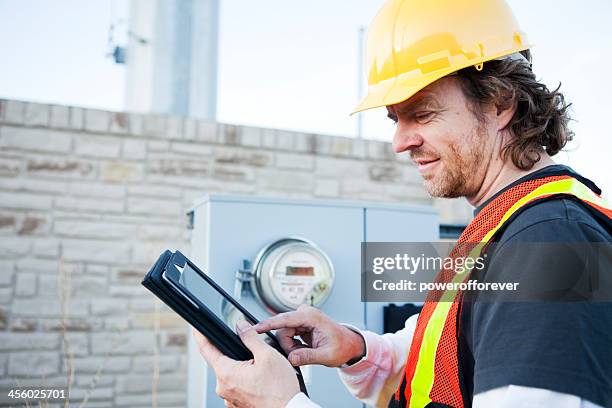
[{"left": 422, "top": 124, "right": 487, "bottom": 198}]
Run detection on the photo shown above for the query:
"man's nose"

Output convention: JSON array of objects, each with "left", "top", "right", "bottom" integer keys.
[{"left": 392, "top": 125, "right": 424, "bottom": 154}]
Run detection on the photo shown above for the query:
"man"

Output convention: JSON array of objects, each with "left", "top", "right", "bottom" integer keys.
[{"left": 194, "top": 0, "right": 612, "bottom": 406}]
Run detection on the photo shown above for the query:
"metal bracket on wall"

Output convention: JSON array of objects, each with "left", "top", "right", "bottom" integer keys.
[
  {"left": 186, "top": 210, "right": 195, "bottom": 230},
  {"left": 234, "top": 259, "right": 253, "bottom": 300}
]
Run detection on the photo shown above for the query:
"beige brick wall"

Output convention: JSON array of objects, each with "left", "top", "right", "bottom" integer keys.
[{"left": 0, "top": 99, "right": 471, "bottom": 407}]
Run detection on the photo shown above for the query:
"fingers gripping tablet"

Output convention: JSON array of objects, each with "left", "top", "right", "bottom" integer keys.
[{"left": 141, "top": 250, "right": 308, "bottom": 395}]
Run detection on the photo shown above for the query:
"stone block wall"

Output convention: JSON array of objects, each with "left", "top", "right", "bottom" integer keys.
[{"left": 0, "top": 99, "right": 471, "bottom": 407}]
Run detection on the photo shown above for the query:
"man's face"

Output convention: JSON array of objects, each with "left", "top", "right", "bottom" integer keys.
[{"left": 387, "top": 77, "right": 495, "bottom": 198}]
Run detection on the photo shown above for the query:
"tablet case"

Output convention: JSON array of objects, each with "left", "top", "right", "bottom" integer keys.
[
  {"left": 141, "top": 250, "right": 308, "bottom": 395},
  {"left": 142, "top": 250, "right": 250, "bottom": 360}
]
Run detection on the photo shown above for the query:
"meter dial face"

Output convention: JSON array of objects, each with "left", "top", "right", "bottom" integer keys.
[{"left": 253, "top": 238, "right": 334, "bottom": 313}]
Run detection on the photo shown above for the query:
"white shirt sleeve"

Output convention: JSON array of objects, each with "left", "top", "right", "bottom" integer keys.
[
  {"left": 336, "top": 314, "right": 419, "bottom": 408},
  {"left": 285, "top": 392, "right": 322, "bottom": 408},
  {"left": 285, "top": 313, "right": 419, "bottom": 408}
]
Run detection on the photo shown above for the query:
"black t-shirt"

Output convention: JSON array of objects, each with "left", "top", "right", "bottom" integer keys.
[{"left": 459, "top": 165, "right": 612, "bottom": 407}]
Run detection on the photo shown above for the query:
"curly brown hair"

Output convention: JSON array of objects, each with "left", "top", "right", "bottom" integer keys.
[{"left": 456, "top": 50, "right": 573, "bottom": 170}]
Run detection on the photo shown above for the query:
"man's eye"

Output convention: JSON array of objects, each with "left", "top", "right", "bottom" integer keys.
[
  {"left": 387, "top": 114, "right": 398, "bottom": 124},
  {"left": 415, "top": 111, "right": 435, "bottom": 123}
]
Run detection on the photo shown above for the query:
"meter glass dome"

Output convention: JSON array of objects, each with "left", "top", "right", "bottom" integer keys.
[{"left": 253, "top": 238, "right": 335, "bottom": 313}]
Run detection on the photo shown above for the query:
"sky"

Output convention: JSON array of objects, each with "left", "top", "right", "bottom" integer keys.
[{"left": 0, "top": 0, "right": 610, "bottom": 195}]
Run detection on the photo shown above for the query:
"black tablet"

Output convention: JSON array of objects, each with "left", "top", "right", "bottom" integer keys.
[{"left": 142, "top": 250, "right": 308, "bottom": 395}]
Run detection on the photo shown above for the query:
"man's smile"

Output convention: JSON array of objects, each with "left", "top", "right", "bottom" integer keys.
[{"left": 413, "top": 157, "right": 440, "bottom": 172}]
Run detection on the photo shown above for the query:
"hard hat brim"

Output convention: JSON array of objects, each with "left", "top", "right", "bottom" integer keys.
[
  {"left": 350, "top": 47, "right": 531, "bottom": 116},
  {"left": 350, "top": 67, "right": 458, "bottom": 115}
]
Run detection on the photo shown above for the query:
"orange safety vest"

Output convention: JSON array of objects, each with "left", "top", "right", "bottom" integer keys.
[{"left": 393, "top": 175, "right": 612, "bottom": 408}]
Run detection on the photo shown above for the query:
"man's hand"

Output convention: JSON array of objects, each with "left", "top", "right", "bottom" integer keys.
[
  {"left": 253, "top": 304, "right": 366, "bottom": 367},
  {"left": 193, "top": 320, "right": 300, "bottom": 408}
]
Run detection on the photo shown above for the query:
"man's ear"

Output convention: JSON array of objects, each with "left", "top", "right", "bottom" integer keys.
[{"left": 496, "top": 101, "right": 516, "bottom": 131}]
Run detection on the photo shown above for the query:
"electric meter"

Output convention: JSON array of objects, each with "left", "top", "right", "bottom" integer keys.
[{"left": 251, "top": 237, "right": 335, "bottom": 313}]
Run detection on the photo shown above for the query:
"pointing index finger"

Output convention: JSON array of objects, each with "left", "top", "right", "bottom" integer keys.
[{"left": 253, "top": 311, "right": 310, "bottom": 333}]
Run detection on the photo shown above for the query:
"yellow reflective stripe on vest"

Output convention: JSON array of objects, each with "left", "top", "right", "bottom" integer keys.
[
  {"left": 482, "top": 178, "right": 609, "bottom": 243},
  {"left": 408, "top": 177, "right": 610, "bottom": 407}
]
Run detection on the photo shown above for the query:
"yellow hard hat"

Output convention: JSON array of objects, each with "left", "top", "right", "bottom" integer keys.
[{"left": 353, "top": 0, "right": 530, "bottom": 114}]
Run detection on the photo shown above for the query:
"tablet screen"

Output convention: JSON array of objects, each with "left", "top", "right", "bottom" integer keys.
[{"left": 177, "top": 263, "right": 254, "bottom": 333}]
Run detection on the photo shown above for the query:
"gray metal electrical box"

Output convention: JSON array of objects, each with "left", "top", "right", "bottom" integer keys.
[{"left": 187, "top": 194, "right": 438, "bottom": 407}]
